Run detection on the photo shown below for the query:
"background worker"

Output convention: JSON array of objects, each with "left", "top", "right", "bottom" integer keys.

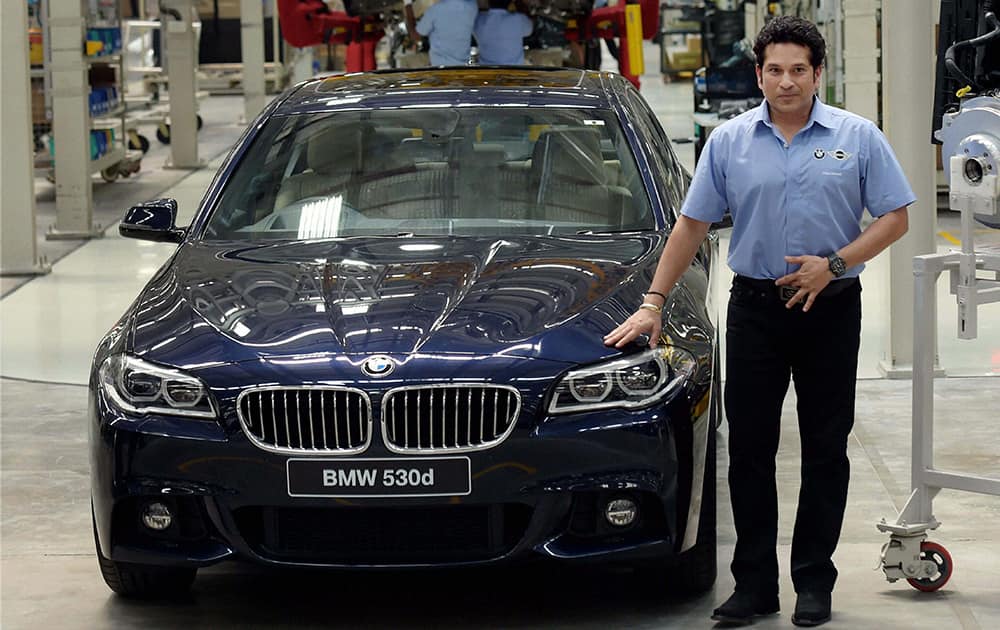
[
  {"left": 403, "top": 0, "right": 478, "bottom": 66},
  {"left": 473, "top": 0, "right": 534, "bottom": 65},
  {"left": 603, "top": 16, "right": 914, "bottom": 628}
]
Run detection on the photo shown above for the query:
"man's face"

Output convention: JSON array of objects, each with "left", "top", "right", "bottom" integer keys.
[{"left": 755, "top": 42, "right": 821, "bottom": 119}]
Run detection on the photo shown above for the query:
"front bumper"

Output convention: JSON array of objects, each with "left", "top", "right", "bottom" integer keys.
[{"left": 90, "top": 386, "right": 702, "bottom": 569}]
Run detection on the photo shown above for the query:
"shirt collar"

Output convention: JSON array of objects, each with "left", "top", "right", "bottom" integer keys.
[{"left": 753, "top": 96, "right": 836, "bottom": 131}]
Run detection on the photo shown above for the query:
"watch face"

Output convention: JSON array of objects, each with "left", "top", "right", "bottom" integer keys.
[{"left": 829, "top": 255, "right": 846, "bottom": 277}]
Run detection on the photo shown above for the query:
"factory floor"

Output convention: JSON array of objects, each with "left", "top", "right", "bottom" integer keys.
[{"left": 2, "top": 43, "right": 998, "bottom": 628}]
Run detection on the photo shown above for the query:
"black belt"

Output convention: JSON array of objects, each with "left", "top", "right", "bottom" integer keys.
[{"left": 733, "top": 275, "right": 859, "bottom": 303}]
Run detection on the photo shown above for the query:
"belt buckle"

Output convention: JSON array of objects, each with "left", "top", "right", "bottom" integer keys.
[{"left": 779, "top": 286, "right": 798, "bottom": 302}]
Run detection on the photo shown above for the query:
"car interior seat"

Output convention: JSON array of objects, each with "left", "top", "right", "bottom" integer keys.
[
  {"left": 530, "top": 128, "right": 633, "bottom": 228},
  {"left": 273, "top": 124, "right": 361, "bottom": 211},
  {"left": 352, "top": 127, "right": 452, "bottom": 221}
]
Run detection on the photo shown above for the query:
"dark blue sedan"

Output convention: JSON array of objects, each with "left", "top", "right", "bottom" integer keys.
[{"left": 90, "top": 67, "right": 721, "bottom": 597}]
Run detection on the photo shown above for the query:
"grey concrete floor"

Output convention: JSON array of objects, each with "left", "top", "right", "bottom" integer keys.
[
  {"left": 2, "top": 45, "right": 1000, "bottom": 629},
  {"left": 2, "top": 378, "right": 998, "bottom": 628}
]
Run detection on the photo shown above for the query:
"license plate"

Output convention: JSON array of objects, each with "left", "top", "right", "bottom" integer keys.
[{"left": 286, "top": 457, "right": 472, "bottom": 498}]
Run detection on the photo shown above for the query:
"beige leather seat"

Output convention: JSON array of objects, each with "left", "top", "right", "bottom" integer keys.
[
  {"left": 273, "top": 125, "right": 360, "bottom": 210},
  {"left": 529, "top": 128, "right": 634, "bottom": 228}
]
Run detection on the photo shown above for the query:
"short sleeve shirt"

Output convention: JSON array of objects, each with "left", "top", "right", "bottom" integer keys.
[
  {"left": 417, "top": 0, "right": 479, "bottom": 67},
  {"left": 474, "top": 10, "right": 534, "bottom": 65},
  {"left": 680, "top": 98, "right": 916, "bottom": 279}
]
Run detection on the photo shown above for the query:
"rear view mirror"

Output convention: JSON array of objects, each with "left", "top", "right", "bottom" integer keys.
[{"left": 120, "top": 198, "right": 186, "bottom": 243}]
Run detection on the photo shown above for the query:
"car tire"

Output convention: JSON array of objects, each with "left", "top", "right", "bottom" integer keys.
[
  {"left": 636, "top": 425, "right": 717, "bottom": 595},
  {"left": 670, "top": 423, "right": 718, "bottom": 594},
  {"left": 92, "top": 513, "right": 196, "bottom": 598}
]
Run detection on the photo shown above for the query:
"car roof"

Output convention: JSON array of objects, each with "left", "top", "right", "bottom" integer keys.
[{"left": 274, "top": 67, "right": 626, "bottom": 115}]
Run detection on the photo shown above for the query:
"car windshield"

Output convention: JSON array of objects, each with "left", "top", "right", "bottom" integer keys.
[{"left": 201, "top": 107, "right": 656, "bottom": 240}]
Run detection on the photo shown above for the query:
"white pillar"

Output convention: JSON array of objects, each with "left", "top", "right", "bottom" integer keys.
[
  {"left": 241, "top": 0, "right": 266, "bottom": 123},
  {"left": 842, "top": 0, "right": 880, "bottom": 123},
  {"left": 878, "top": 0, "right": 938, "bottom": 377},
  {"left": 163, "top": 0, "right": 202, "bottom": 169},
  {"left": 49, "top": 0, "right": 101, "bottom": 238},
  {"left": 1, "top": 0, "right": 50, "bottom": 275}
]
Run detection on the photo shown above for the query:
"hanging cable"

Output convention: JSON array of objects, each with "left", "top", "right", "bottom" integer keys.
[{"left": 944, "top": 1, "right": 1000, "bottom": 92}]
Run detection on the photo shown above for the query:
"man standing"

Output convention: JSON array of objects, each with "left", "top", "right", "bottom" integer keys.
[
  {"left": 404, "top": 0, "right": 478, "bottom": 66},
  {"left": 603, "top": 16, "right": 914, "bottom": 628},
  {"left": 473, "top": 0, "right": 533, "bottom": 66}
]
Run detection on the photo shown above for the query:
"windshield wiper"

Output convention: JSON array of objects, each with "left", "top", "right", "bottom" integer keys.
[{"left": 575, "top": 228, "right": 651, "bottom": 235}]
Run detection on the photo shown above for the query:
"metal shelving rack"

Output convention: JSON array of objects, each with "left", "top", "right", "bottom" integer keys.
[{"left": 37, "top": 0, "right": 142, "bottom": 238}]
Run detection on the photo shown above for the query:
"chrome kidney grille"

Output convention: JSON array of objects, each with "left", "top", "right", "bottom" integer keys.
[
  {"left": 381, "top": 385, "right": 521, "bottom": 453},
  {"left": 237, "top": 387, "right": 372, "bottom": 454}
]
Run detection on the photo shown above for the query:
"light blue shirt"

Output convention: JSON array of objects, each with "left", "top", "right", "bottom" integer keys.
[
  {"left": 474, "top": 9, "right": 533, "bottom": 65},
  {"left": 417, "top": 0, "right": 479, "bottom": 66},
  {"left": 681, "top": 98, "right": 916, "bottom": 279}
]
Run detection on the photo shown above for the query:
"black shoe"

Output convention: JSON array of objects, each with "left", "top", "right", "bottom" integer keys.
[
  {"left": 710, "top": 591, "right": 780, "bottom": 625},
  {"left": 791, "top": 591, "right": 832, "bottom": 627}
]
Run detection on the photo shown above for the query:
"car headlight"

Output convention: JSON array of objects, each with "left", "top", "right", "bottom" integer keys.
[
  {"left": 98, "top": 354, "right": 217, "bottom": 419},
  {"left": 548, "top": 346, "right": 697, "bottom": 415}
]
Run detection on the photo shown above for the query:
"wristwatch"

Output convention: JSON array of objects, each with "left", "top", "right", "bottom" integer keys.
[{"left": 827, "top": 253, "right": 847, "bottom": 278}]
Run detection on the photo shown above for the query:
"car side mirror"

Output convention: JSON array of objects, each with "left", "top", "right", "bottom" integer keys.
[{"left": 119, "top": 198, "right": 186, "bottom": 243}]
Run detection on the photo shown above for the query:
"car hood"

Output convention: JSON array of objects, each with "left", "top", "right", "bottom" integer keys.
[{"left": 129, "top": 235, "right": 667, "bottom": 368}]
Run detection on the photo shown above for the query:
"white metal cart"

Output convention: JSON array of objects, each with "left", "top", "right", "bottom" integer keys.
[{"left": 877, "top": 95, "right": 1000, "bottom": 592}]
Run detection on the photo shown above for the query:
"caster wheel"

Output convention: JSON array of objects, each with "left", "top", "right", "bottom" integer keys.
[
  {"left": 907, "top": 541, "right": 953, "bottom": 592},
  {"left": 100, "top": 166, "right": 118, "bottom": 183},
  {"left": 196, "top": 114, "right": 203, "bottom": 130},
  {"left": 156, "top": 123, "right": 171, "bottom": 144},
  {"left": 130, "top": 133, "right": 150, "bottom": 154}
]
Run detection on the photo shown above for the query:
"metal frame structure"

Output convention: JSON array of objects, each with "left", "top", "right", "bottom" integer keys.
[
  {"left": 877, "top": 154, "right": 1000, "bottom": 591},
  {"left": 40, "top": 0, "right": 142, "bottom": 239}
]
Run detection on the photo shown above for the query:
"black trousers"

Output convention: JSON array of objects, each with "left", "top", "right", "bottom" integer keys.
[{"left": 724, "top": 276, "right": 862, "bottom": 596}]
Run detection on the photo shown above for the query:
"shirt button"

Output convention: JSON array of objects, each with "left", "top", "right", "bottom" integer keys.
[{"left": 783, "top": 143, "right": 789, "bottom": 148}]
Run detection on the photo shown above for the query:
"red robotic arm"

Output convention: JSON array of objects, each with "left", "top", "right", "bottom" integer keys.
[
  {"left": 564, "top": 0, "right": 659, "bottom": 88},
  {"left": 277, "top": 0, "right": 383, "bottom": 71}
]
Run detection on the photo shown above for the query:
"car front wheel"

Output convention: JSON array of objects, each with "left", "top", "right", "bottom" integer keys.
[
  {"left": 636, "top": 424, "right": 718, "bottom": 595},
  {"left": 92, "top": 512, "right": 196, "bottom": 598}
]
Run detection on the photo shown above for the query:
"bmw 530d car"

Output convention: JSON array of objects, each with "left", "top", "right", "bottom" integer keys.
[{"left": 90, "top": 67, "right": 722, "bottom": 597}]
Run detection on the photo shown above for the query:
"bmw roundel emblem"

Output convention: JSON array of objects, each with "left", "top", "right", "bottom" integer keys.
[{"left": 362, "top": 355, "right": 395, "bottom": 377}]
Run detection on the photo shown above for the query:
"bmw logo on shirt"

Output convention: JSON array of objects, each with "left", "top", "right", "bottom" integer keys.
[{"left": 813, "top": 148, "right": 826, "bottom": 159}]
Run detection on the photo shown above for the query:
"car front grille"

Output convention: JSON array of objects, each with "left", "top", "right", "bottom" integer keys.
[
  {"left": 237, "top": 386, "right": 372, "bottom": 454},
  {"left": 381, "top": 385, "right": 521, "bottom": 453},
  {"left": 234, "top": 504, "right": 532, "bottom": 564}
]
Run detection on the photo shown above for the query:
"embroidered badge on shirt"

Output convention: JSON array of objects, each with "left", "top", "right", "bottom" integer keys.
[
  {"left": 813, "top": 148, "right": 826, "bottom": 159},
  {"left": 831, "top": 149, "right": 851, "bottom": 160}
]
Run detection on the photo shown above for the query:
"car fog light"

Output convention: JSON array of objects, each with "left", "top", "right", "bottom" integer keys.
[
  {"left": 141, "top": 502, "right": 173, "bottom": 531},
  {"left": 605, "top": 498, "right": 638, "bottom": 527}
]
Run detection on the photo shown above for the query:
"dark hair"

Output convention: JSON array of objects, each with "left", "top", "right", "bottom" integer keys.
[{"left": 752, "top": 16, "right": 826, "bottom": 69}]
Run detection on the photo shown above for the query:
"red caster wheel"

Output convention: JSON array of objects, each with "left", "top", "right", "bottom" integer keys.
[{"left": 907, "top": 541, "right": 953, "bottom": 592}]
